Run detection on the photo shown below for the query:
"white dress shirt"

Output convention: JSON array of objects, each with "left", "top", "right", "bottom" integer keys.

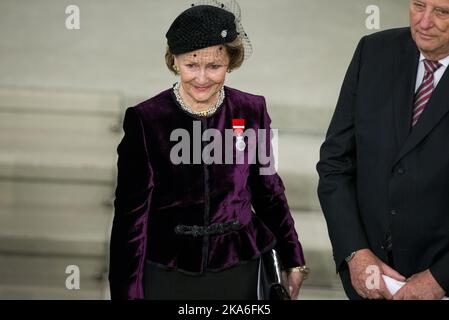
[{"left": 415, "top": 53, "right": 449, "bottom": 93}]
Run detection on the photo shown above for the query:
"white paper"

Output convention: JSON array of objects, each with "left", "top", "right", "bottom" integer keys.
[{"left": 382, "top": 274, "right": 449, "bottom": 300}]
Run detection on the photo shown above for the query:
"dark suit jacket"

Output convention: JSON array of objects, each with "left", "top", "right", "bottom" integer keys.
[
  {"left": 317, "top": 28, "right": 449, "bottom": 296},
  {"left": 109, "top": 86, "right": 305, "bottom": 299}
]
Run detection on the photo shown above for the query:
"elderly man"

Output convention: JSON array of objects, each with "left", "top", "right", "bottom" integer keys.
[{"left": 317, "top": 0, "right": 449, "bottom": 300}]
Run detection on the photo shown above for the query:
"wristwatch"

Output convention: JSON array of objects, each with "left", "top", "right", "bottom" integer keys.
[
  {"left": 287, "top": 265, "right": 311, "bottom": 280},
  {"left": 345, "top": 251, "right": 357, "bottom": 263}
]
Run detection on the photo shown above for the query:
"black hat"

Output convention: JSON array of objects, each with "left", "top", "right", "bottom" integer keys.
[{"left": 166, "top": 5, "right": 238, "bottom": 55}]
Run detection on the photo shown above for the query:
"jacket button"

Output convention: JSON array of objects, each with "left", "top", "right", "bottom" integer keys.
[
  {"left": 390, "top": 209, "right": 397, "bottom": 215},
  {"left": 397, "top": 168, "right": 405, "bottom": 175}
]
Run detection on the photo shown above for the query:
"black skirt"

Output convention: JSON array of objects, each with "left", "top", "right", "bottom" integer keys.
[{"left": 144, "top": 259, "right": 260, "bottom": 300}]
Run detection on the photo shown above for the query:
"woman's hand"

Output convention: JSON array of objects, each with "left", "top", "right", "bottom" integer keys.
[{"left": 287, "top": 270, "right": 305, "bottom": 300}]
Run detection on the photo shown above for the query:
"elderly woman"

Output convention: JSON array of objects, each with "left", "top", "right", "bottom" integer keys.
[{"left": 109, "top": 1, "right": 308, "bottom": 300}]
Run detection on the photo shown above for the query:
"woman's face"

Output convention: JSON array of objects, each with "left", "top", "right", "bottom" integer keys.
[{"left": 174, "top": 45, "right": 230, "bottom": 108}]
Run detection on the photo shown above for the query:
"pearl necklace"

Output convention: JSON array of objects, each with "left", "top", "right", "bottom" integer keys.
[{"left": 173, "top": 82, "right": 225, "bottom": 117}]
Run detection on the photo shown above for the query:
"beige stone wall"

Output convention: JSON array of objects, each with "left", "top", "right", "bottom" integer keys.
[{"left": 0, "top": 0, "right": 409, "bottom": 113}]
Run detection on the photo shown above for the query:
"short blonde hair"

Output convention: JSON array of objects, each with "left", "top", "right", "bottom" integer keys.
[{"left": 165, "top": 37, "right": 245, "bottom": 75}]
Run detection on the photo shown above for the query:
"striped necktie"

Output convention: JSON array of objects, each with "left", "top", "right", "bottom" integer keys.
[{"left": 412, "top": 59, "right": 442, "bottom": 127}]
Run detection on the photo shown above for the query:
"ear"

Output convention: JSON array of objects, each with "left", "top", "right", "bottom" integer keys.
[{"left": 173, "top": 55, "right": 179, "bottom": 67}]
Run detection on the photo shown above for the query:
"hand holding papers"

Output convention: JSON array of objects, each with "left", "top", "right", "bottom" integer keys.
[{"left": 382, "top": 275, "right": 449, "bottom": 300}]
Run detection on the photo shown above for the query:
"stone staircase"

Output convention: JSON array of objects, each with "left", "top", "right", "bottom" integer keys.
[
  {"left": 277, "top": 131, "right": 346, "bottom": 299},
  {"left": 0, "top": 87, "right": 122, "bottom": 299}
]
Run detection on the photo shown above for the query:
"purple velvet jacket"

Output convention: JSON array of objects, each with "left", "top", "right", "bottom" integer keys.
[{"left": 109, "top": 86, "right": 305, "bottom": 299}]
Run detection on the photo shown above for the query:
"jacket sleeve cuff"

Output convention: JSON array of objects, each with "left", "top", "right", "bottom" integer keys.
[{"left": 430, "top": 251, "right": 449, "bottom": 294}]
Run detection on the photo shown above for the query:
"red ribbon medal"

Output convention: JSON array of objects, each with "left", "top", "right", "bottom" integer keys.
[{"left": 232, "top": 119, "right": 246, "bottom": 151}]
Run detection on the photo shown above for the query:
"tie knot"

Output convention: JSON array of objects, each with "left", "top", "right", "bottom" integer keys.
[{"left": 423, "top": 59, "right": 441, "bottom": 73}]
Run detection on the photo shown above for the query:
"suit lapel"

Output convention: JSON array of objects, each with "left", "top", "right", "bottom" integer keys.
[{"left": 392, "top": 33, "right": 419, "bottom": 153}]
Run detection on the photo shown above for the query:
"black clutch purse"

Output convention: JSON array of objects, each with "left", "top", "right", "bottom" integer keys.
[{"left": 257, "top": 249, "right": 291, "bottom": 300}]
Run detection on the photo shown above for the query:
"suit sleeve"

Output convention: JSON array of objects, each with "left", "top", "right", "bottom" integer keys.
[
  {"left": 430, "top": 252, "right": 449, "bottom": 293},
  {"left": 316, "top": 37, "right": 369, "bottom": 272},
  {"left": 249, "top": 97, "right": 305, "bottom": 268},
  {"left": 109, "top": 107, "right": 154, "bottom": 299}
]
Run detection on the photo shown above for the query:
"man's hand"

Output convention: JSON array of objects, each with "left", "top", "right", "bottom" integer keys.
[
  {"left": 348, "top": 248, "right": 406, "bottom": 299},
  {"left": 393, "top": 269, "right": 445, "bottom": 300},
  {"left": 287, "top": 271, "right": 305, "bottom": 300}
]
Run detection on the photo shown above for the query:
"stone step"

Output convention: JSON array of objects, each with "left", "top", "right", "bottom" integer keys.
[
  {"left": 0, "top": 283, "right": 108, "bottom": 300},
  {"left": 0, "top": 87, "right": 122, "bottom": 115},
  {"left": 269, "top": 105, "right": 333, "bottom": 136},
  {"left": 291, "top": 211, "right": 341, "bottom": 290},
  {"left": 0, "top": 117, "right": 121, "bottom": 182},
  {"left": 277, "top": 133, "right": 323, "bottom": 211},
  {"left": 0, "top": 179, "right": 113, "bottom": 257},
  {"left": 0, "top": 156, "right": 115, "bottom": 183},
  {"left": 299, "top": 285, "right": 347, "bottom": 300},
  {"left": 0, "top": 86, "right": 122, "bottom": 182},
  {"left": 0, "top": 87, "right": 117, "bottom": 299},
  {"left": 0, "top": 253, "right": 108, "bottom": 299},
  {"left": 0, "top": 112, "right": 120, "bottom": 157}
]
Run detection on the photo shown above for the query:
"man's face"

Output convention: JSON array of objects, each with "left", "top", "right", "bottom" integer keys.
[{"left": 410, "top": 0, "right": 449, "bottom": 60}]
